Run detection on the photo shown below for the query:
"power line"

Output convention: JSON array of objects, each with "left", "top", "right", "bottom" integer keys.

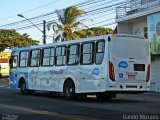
[
  {"left": 15, "top": 7, "right": 115, "bottom": 29},
  {"left": 0, "top": 0, "right": 62, "bottom": 22},
  {"left": 76, "top": 0, "right": 102, "bottom": 7},
  {"left": 21, "top": 0, "right": 61, "bottom": 14},
  {"left": 0, "top": 0, "right": 100, "bottom": 26},
  {"left": 0, "top": 0, "right": 123, "bottom": 28},
  {"left": 0, "top": 0, "right": 125, "bottom": 32},
  {"left": 81, "top": 0, "right": 122, "bottom": 10}
]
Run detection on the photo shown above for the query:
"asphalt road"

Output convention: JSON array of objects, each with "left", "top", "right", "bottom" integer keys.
[{"left": 0, "top": 82, "right": 160, "bottom": 120}]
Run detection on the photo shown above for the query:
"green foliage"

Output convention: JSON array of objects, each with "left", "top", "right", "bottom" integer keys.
[
  {"left": 64, "top": 6, "right": 84, "bottom": 25},
  {"left": 48, "top": 6, "right": 113, "bottom": 41},
  {"left": 0, "top": 29, "right": 39, "bottom": 51},
  {"left": 75, "top": 27, "right": 113, "bottom": 38},
  {"left": 47, "top": 6, "right": 85, "bottom": 41}
]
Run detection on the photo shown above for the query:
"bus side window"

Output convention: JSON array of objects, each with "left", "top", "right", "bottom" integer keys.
[
  {"left": 30, "top": 49, "right": 41, "bottom": 67},
  {"left": 95, "top": 41, "right": 105, "bottom": 64},
  {"left": 55, "top": 46, "right": 66, "bottom": 66},
  {"left": 42, "top": 47, "right": 54, "bottom": 66},
  {"left": 50, "top": 47, "right": 55, "bottom": 65},
  {"left": 67, "top": 44, "right": 79, "bottom": 65},
  {"left": 81, "top": 42, "right": 94, "bottom": 64},
  {"left": 42, "top": 48, "right": 51, "bottom": 66},
  {"left": 19, "top": 51, "right": 29, "bottom": 67}
]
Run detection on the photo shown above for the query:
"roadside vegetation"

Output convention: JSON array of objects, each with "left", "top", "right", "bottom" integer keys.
[
  {"left": 0, "top": 29, "right": 39, "bottom": 51},
  {"left": 47, "top": 6, "right": 113, "bottom": 41},
  {"left": 0, "top": 6, "right": 113, "bottom": 50}
]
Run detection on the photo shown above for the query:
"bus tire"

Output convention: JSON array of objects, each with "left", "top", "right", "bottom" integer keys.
[
  {"left": 19, "top": 79, "right": 28, "bottom": 95},
  {"left": 64, "top": 80, "right": 75, "bottom": 100}
]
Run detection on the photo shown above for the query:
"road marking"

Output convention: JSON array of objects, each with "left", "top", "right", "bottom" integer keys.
[
  {"left": 0, "top": 85, "right": 8, "bottom": 88},
  {"left": 0, "top": 104, "right": 95, "bottom": 120}
]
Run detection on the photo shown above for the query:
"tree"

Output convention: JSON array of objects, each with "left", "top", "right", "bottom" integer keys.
[
  {"left": 75, "top": 27, "right": 113, "bottom": 38},
  {"left": 47, "top": 6, "right": 85, "bottom": 41},
  {"left": 0, "top": 29, "right": 39, "bottom": 51}
]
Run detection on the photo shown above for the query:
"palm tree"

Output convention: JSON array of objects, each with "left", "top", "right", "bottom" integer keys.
[{"left": 47, "top": 6, "right": 85, "bottom": 42}]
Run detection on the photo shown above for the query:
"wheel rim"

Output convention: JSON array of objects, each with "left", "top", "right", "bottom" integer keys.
[{"left": 66, "top": 85, "right": 73, "bottom": 97}]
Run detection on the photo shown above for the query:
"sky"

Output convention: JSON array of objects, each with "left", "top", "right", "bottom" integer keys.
[
  {"left": 0, "top": 0, "right": 87, "bottom": 24},
  {"left": 0, "top": 0, "right": 120, "bottom": 44}
]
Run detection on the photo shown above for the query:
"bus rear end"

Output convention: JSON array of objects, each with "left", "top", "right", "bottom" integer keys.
[{"left": 108, "top": 35, "right": 150, "bottom": 93}]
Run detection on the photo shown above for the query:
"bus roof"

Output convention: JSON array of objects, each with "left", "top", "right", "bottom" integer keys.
[
  {"left": 11, "top": 34, "right": 112, "bottom": 52},
  {"left": 11, "top": 34, "right": 144, "bottom": 52}
]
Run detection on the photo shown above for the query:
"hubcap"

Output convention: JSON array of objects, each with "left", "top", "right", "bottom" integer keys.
[{"left": 66, "top": 86, "right": 73, "bottom": 96}]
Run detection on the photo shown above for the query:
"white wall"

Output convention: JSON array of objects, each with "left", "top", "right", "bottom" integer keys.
[
  {"left": 117, "top": 19, "right": 147, "bottom": 38},
  {"left": 132, "top": 20, "right": 147, "bottom": 37},
  {"left": 118, "top": 23, "right": 132, "bottom": 34}
]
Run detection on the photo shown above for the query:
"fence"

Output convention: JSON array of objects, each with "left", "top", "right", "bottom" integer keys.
[{"left": 116, "top": 0, "right": 160, "bottom": 18}]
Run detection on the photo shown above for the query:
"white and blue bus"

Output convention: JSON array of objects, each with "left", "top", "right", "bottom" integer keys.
[{"left": 9, "top": 34, "right": 150, "bottom": 100}]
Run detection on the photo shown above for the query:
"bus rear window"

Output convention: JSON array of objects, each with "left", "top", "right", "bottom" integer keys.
[{"left": 111, "top": 38, "right": 149, "bottom": 60}]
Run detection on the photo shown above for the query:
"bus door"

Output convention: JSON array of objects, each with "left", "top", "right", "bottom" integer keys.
[
  {"left": 28, "top": 49, "right": 41, "bottom": 90},
  {"left": 76, "top": 42, "right": 98, "bottom": 92},
  {"left": 9, "top": 55, "right": 18, "bottom": 88}
]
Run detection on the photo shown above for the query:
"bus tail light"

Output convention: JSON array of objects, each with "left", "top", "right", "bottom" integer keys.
[
  {"left": 109, "top": 61, "right": 115, "bottom": 81},
  {"left": 146, "top": 64, "right": 150, "bottom": 82}
]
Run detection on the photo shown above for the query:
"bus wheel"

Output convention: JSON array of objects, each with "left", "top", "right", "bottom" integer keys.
[
  {"left": 20, "top": 81, "right": 28, "bottom": 95},
  {"left": 64, "top": 80, "right": 75, "bottom": 100}
]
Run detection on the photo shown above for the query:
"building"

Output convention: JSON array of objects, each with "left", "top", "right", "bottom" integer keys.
[
  {"left": 116, "top": 0, "right": 160, "bottom": 92},
  {"left": 0, "top": 48, "right": 11, "bottom": 77}
]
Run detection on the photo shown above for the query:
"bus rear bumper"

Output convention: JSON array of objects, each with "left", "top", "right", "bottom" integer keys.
[{"left": 107, "top": 82, "right": 150, "bottom": 92}]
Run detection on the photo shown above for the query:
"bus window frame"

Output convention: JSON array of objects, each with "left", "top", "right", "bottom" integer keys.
[
  {"left": 19, "top": 50, "right": 29, "bottom": 68},
  {"left": 95, "top": 40, "right": 105, "bottom": 65},
  {"left": 67, "top": 44, "right": 80, "bottom": 66},
  {"left": 80, "top": 42, "right": 95, "bottom": 65},
  {"left": 41, "top": 47, "right": 55, "bottom": 67},
  {"left": 55, "top": 46, "right": 66, "bottom": 66},
  {"left": 29, "top": 49, "right": 41, "bottom": 67}
]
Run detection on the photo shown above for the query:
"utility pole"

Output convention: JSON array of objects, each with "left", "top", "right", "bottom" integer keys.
[
  {"left": 18, "top": 14, "right": 46, "bottom": 44},
  {"left": 43, "top": 20, "right": 46, "bottom": 44}
]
